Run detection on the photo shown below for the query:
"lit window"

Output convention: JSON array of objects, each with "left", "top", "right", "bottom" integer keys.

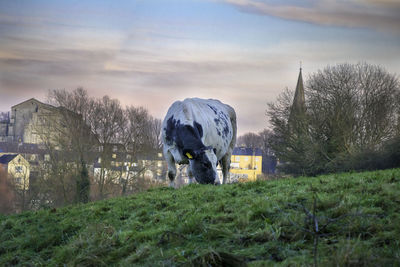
[
  {"left": 112, "top": 154, "right": 117, "bottom": 159},
  {"left": 44, "top": 154, "right": 50, "bottom": 161}
]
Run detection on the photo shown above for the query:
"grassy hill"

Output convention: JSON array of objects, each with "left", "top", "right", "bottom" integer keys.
[{"left": 1, "top": 169, "right": 400, "bottom": 266}]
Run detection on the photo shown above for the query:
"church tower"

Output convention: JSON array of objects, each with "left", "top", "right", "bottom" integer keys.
[{"left": 289, "top": 66, "right": 306, "bottom": 125}]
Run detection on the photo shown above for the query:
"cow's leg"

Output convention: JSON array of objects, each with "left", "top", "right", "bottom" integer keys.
[
  {"left": 220, "top": 106, "right": 236, "bottom": 185},
  {"left": 187, "top": 167, "right": 194, "bottom": 184},
  {"left": 165, "top": 150, "right": 177, "bottom": 188},
  {"left": 220, "top": 153, "right": 231, "bottom": 184}
]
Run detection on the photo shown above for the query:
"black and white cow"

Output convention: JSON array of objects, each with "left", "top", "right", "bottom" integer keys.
[{"left": 162, "top": 98, "right": 237, "bottom": 186}]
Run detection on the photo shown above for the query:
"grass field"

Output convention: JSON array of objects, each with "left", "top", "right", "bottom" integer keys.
[{"left": 1, "top": 168, "right": 400, "bottom": 266}]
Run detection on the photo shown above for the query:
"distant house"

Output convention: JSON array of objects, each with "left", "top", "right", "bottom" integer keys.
[
  {"left": 93, "top": 151, "right": 167, "bottom": 184},
  {"left": 229, "top": 147, "right": 262, "bottom": 181},
  {"left": 0, "top": 154, "right": 30, "bottom": 190}
]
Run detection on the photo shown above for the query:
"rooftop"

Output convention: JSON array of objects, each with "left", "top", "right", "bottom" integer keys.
[
  {"left": 232, "top": 147, "right": 262, "bottom": 156},
  {"left": 0, "top": 154, "right": 18, "bottom": 164}
]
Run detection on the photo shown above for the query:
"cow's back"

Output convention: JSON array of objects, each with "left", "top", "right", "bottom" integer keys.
[{"left": 162, "top": 98, "right": 236, "bottom": 161}]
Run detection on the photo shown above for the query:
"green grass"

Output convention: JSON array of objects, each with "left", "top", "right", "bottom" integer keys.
[{"left": 1, "top": 169, "right": 400, "bottom": 266}]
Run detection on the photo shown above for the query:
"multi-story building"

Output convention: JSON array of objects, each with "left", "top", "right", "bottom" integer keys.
[
  {"left": 0, "top": 98, "right": 62, "bottom": 144},
  {"left": 229, "top": 147, "right": 263, "bottom": 181}
]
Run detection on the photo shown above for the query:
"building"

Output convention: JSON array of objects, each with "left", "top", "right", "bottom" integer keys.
[
  {"left": 229, "top": 147, "right": 262, "bottom": 181},
  {"left": 93, "top": 151, "right": 167, "bottom": 184},
  {"left": 0, "top": 154, "right": 30, "bottom": 190},
  {"left": 173, "top": 147, "right": 264, "bottom": 184},
  {"left": 0, "top": 98, "right": 63, "bottom": 144}
]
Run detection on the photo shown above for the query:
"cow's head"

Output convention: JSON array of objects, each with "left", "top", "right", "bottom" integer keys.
[{"left": 184, "top": 146, "right": 218, "bottom": 184}]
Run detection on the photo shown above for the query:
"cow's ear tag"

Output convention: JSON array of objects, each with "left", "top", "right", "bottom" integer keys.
[{"left": 186, "top": 152, "right": 193, "bottom": 159}]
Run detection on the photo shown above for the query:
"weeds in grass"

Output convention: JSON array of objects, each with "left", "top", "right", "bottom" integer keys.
[{"left": 277, "top": 186, "right": 380, "bottom": 267}]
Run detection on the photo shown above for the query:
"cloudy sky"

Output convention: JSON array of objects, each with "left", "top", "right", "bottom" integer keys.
[{"left": 1, "top": 0, "right": 399, "bottom": 136}]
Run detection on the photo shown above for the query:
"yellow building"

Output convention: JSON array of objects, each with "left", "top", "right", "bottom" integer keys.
[
  {"left": 230, "top": 147, "right": 262, "bottom": 181},
  {"left": 0, "top": 154, "right": 30, "bottom": 190}
]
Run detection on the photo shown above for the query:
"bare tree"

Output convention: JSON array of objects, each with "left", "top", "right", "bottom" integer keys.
[
  {"left": 267, "top": 62, "right": 400, "bottom": 175},
  {"left": 90, "top": 95, "right": 125, "bottom": 199},
  {"left": 307, "top": 63, "right": 399, "bottom": 154},
  {"left": 237, "top": 132, "right": 262, "bottom": 149},
  {"left": 258, "top": 129, "right": 273, "bottom": 155},
  {"left": 29, "top": 88, "right": 98, "bottom": 206},
  {"left": 120, "top": 106, "right": 162, "bottom": 195},
  {"left": 0, "top": 168, "right": 15, "bottom": 214},
  {"left": 149, "top": 117, "right": 163, "bottom": 151}
]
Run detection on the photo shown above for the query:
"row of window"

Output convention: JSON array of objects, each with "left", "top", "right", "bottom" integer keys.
[{"left": 233, "top": 156, "right": 260, "bottom": 162}]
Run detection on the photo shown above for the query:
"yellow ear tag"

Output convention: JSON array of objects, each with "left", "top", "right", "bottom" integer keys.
[{"left": 186, "top": 152, "right": 193, "bottom": 159}]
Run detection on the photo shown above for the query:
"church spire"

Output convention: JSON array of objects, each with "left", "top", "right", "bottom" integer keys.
[
  {"left": 292, "top": 66, "right": 306, "bottom": 114},
  {"left": 289, "top": 66, "right": 306, "bottom": 125}
]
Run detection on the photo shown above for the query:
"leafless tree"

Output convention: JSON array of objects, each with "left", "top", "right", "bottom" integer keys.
[
  {"left": 90, "top": 95, "right": 126, "bottom": 198},
  {"left": 258, "top": 129, "right": 273, "bottom": 155},
  {"left": 0, "top": 168, "right": 15, "bottom": 214},
  {"left": 267, "top": 62, "right": 400, "bottom": 175},
  {"left": 29, "top": 88, "right": 98, "bottom": 206},
  {"left": 31, "top": 88, "right": 164, "bottom": 203},
  {"left": 120, "top": 106, "right": 161, "bottom": 195},
  {"left": 237, "top": 132, "right": 262, "bottom": 149},
  {"left": 307, "top": 63, "right": 400, "bottom": 153}
]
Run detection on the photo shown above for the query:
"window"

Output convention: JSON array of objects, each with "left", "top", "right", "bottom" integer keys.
[
  {"left": 44, "top": 154, "right": 50, "bottom": 161},
  {"left": 255, "top": 157, "right": 259, "bottom": 162},
  {"left": 230, "top": 162, "right": 240, "bottom": 169},
  {"left": 235, "top": 156, "right": 240, "bottom": 161},
  {"left": 113, "top": 145, "right": 118, "bottom": 152},
  {"left": 244, "top": 157, "right": 249, "bottom": 161},
  {"left": 112, "top": 153, "right": 117, "bottom": 159},
  {"left": 15, "top": 166, "right": 23, "bottom": 173}
]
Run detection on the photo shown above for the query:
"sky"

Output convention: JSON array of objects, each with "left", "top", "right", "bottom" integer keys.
[{"left": 0, "top": 0, "right": 399, "bottom": 136}]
